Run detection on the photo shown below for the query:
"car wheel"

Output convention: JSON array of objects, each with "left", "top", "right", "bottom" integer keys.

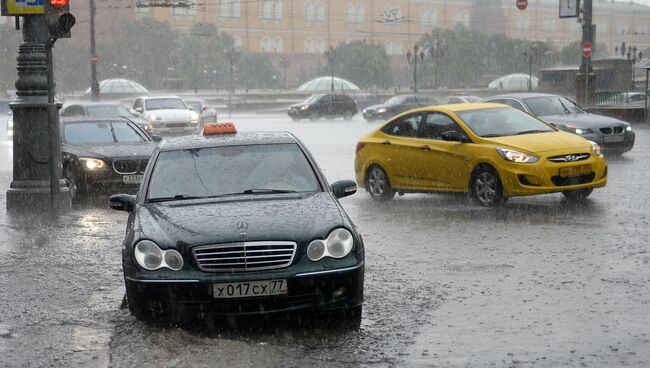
[
  {"left": 366, "top": 165, "right": 395, "bottom": 201},
  {"left": 562, "top": 188, "right": 593, "bottom": 202},
  {"left": 343, "top": 111, "right": 354, "bottom": 120},
  {"left": 470, "top": 166, "right": 506, "bottom": 207},
  {"left": 339, "top": 306, "right": 362, "bottom": 329},
  {"left": 63, "top": 164, "right": 83, "bottom": 200},
  {"left": 290, "top": 116, "right": 300, "bottom": 122},
  {"left": 309, "top": 111, "right": 320, "bottom": 121},
  {"left": 364, "top": 117, "right": 375, "bottom": 123}
]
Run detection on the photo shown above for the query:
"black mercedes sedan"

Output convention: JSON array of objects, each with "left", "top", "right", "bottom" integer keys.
[
  {"left": 62, "top": 118, "right": 158, "bottom": 199},
  {"left": 110, "top": 124, "right": 364, "bottom": 324},
  {"left": 483, "top": 93, "right": 635, "bottom": 154},
  {"left": 362, "top": 94, "right": 437, "bottom": 122}
]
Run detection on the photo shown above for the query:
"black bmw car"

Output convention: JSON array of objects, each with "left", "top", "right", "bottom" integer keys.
[
  {"left": 62, "top": 118, "right": 158, "bottom": 199},
  {"left": 362, "top": 94, "right": 437, "bottom": 122},
  {"left": 110, "top": 124, "right": 364, "bottom": 324},
  {"left": 287, "top": 94, "right": 358, "bottom": 121}
]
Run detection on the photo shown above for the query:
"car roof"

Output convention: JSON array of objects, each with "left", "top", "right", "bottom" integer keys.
[
  {"left": 140, "top": 95, "right": 183, "bottom": 100},
  {"left": 65, "top": 102, "right": 124, "bottom": 107},
  {"left": 60, "top": 116, "right": 134, "bottom": 124},
  {"left": 406, "top": 102, "right": 509, "bottom": 114},
  {"left": 158, "top": 131, "right": 299, "bottom": 151},
  {"left": 484, "top": 93, "right": 559, "bottom": 100}
]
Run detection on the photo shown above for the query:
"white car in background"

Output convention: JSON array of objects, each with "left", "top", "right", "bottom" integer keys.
[
  {"left": 131, "top": 95, "right": 199, "bottom": 136},
  {"left": 6, "top": 111, "right": 13, "bottom": 137}
]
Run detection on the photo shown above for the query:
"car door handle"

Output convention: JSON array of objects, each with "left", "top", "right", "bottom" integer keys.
[
  {"left": 419, "top": 145, "right": 431, "bottom": 151},
  {"left": 382, "top": 140, "right": 391, "bottom": 145}
]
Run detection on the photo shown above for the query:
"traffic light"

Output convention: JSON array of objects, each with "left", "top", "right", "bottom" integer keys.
[{"left": 45, "top": 0, "right": 75, "bottom": 39}]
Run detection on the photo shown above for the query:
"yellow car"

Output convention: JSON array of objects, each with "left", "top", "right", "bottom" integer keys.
[{"left": 354, "top": 103, "right": 608, "bottom": 206}]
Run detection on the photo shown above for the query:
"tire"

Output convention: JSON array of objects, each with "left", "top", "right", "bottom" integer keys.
[
  {"left": 366, "top": 165, "right": 395, "bottom": 201},
  {"left": 470, "top": 166, "right": 506, "bottom": 207},
  {"left": 63, "top": 164, "right": 83, "bottom": 201},
  {"left": 343, "top": 111, "right": 354, "bottom": 120},
  {"left": 309, "top": 111, "right": 320, "bottom": 121},
  {"left": 562, "top": 188, "right": 593, "bottom": 202},
  {"left": 290, "top": 116, "right": 300, "bottom": 122},
  {"left": 364, "top": 117, "right": 375, "bottom": 123},
  {"left": 339, "top": 306, "right": 362, "bottom": 329}
]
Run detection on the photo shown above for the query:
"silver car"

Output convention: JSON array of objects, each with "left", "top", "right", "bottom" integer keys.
[
  {"left": 131, "top": 96, "right": 199, "bottom": 136},
  {"left": 483, "top": 93, "right": 635, "bottom": 155}
]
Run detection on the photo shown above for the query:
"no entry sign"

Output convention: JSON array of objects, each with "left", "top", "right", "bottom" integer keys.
[
  {"left": 90, "top": 54, "right": 99, "bottom": 65},
  {"left": 516, "top": 0, "right": 528, "bottom": 10},
  {"left": 582, "top": 42, "right": 593, "bottom": 58}
]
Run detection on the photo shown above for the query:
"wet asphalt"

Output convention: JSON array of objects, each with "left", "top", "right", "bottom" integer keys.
[{"left": 0, "top": 114, "right": 649, "bottom": 367}]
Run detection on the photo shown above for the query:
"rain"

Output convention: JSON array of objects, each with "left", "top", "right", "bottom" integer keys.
[{"left": 1, "top": 0, "right": 650, "bottom": 367}]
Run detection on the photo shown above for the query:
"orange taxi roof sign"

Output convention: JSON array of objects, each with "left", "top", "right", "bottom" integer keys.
[{"left": 203, "top": 122, "right": 237, "bottom": 135}]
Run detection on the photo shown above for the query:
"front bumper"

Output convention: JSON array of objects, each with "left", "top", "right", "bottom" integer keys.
[
  {"left": 288, "top": 108, "right": 308, "bottom": 119},
  {"left": 497, "top": 154, "right": 608, "bottom": 197},
  {"left": 574, "top": 130, "right": 635, "bottom": 153},
  {"left": 362, "top": 110, "right": 388, "bottom": 121},
  {"left": 150, "top": 123, "right": 197, "bottom": 136},
  {"left": 124, "top": 262, "right": 364, "bottom": 317}
]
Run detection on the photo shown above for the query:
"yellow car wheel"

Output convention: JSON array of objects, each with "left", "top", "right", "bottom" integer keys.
[
  {"left": 366, "top": 165, "right": 395, "bottom": 201},
  {"left": 471, "top": 166, "right": 506, "bottom": 207}
]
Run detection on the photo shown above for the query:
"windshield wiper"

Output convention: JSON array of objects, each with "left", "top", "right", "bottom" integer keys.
[
  {"left": 513, "top": 130, "right": 549, "bottom": 135},
  {"left": 147, "top": 194, "right": 206, "bottom": 203},
  {"left": 242, "top": 189, "right": 297, "bottom": 195}
]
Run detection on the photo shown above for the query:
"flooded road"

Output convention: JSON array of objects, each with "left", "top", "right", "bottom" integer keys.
[{"left": 1, "top": 114, "right": 649, "bottom": 367}]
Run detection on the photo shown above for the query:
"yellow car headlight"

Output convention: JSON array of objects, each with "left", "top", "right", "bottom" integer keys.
[
  {"left": 496, "top": 148, "right": 539, "bottom": 163},
  {"left": 80, "top": 158, "right": 107, "bottom": 170},
  {"left": 588, "top": 140, "right": 602, "bottom": 157}
]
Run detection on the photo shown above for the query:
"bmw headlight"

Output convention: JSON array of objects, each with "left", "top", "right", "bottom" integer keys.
[
  {"left": 300, "top": 105, "right": 309, "bottom": 111},
  {"left": 376, "top": 107, "right": 387, "bottom": 114},
  {"left": 307, "top": 228, "right": 354, "bottom": 261},
  {"left": 626, "top": 126, "right": 632, "bottom": 132},
  {"left": 496, "top": 148, "right": 539, "bottom": 163},
  {"left": 79, "top": 158, "right": 107, "bottom": 170},
  {"left": 134, "top": 240, "right": 184, "bottom": 271},
  {"left": 189, "top": 111, "right": 199, "bottom": 124},
  {"left": 588, "top": 140, "right": 602, "bottom": 157},
  {"left": 563, "top": 124, "right": 593, "bottom": 135},
  {"left": 148, "top": 114, "right": 161, "bottom": 122}
]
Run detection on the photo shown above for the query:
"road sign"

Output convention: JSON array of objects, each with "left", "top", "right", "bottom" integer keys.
[
  {"left": 516, "top": 0, "right": 528, "bottom": 11},
  {"left": 1, "top": 0, "right": 44, "bottom": 16},
  {"left": 90, "top": 54, "right": 99, "bottom": 65},
  {"left": 582, "top": 42, "right": 593, "bottom": 58},
  {"left": 559, "top": 0, "right": 580, "bottom": 18}
]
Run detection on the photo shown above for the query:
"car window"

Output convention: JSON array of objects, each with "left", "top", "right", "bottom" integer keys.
[
  {"left": 524, "top": 96, "right": 585, "bottom": 116},
  {"left": 147, "top": 143, "right": 320, "bottom": 200},
  {"left": 64, "top": 122, "right": 149, "bottom": 144},
  {"left": 456, "top": 107, "right": 554, "bottom": 137},
  {"left": 144, "top": 98, "right": 187, "bottom": 110},
  {"left": 501, "top": 99, "right": 527, "bottom": 111},
  {"left": 303, "top": 94, "right": 322, "bottom": 104},
  {"left": 380, "top": 113, "right": 422, "bottom": 138},
  {"left": 61, "top": 105, "right": 85, "bottom": 116},
  {"left": 85, "top": 105, "right": 132, "bottom": 118},
  {"left": 486, "top": 99, "right": 504, "bottom": 104},
  {"left": 185, "top": 101, "right": 202, "bottom": 111},
  {"left": 629, "top": 94, "right": 645, "bottom": 102},
  {"left": 421, "top": 112, "right": 465, "bottom": 140},
  {"left": 133, "top": 99, "right": 143, "bottom": 110}
]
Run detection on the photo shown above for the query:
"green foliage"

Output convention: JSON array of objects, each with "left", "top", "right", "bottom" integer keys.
[
  {"left": 328, "top": 41, "right": 393, "bottom": 89},
  {"left": 559, "top": 41, "right": 609, "bottom": 65},
  {"left": 0, "top": 25, "right": 22, "bottom": 95}
]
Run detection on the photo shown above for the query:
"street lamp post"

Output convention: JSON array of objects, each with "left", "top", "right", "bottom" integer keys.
[
  {"left": 224, "top": 47, "right": 240, "bottom": 118},
  {"left": 428, "top": 38, "right": 447, "bottom": 89},
  {"left": 279, "top": 58, "right": 290, "bottom": 90},
  {"left": 616, "top": 42, "right": 643, "bottom": 89},
  {"left": 324, "top": 46, "right": 335, "bottom": 92},
  {"left": 406, "top": 45, "right": 425, "bottom": 93}
]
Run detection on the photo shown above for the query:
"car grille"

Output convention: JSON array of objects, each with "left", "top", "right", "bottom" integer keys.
[
  {"left": 162, "top": 122, "right": 190, "bottom": 128},
  {"left": 547, "top": 153, "right": 590, "bottom": 163},
  {"left": 551, "top": 173, "right": 595, "bottom": 186},
  {"left": 600, "top": 126, "right": 624, "bottom": 135},
  {"left": 112, "top": 159, "right": 148, "bottom": 174},
  {"left": 193, "top": 241, "right": 297, "bottom": 272}
]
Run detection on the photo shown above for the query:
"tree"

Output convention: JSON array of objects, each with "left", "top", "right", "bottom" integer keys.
[
  {"left": 328, "top": 41, "right": 393, "bottom": 89},
  {"left": 559, "top": 41, "right": 609, "bottom": 65},
  {"left": 0, "top": 25, "right": 23, "bottom": 96}
]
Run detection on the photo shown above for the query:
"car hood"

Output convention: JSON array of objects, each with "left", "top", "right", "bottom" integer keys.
[
  {"left": 364, "top": 104, "right": 387, "bottom": 111},
  {"left": 145, "top": 109, "right": 193, "bottom": 122},
  {"left": 134, "top": 192, "right": 345, "bottom": 247},
  {"left": 63, "top": 142, "right": 157, "bottom": 158},
  {"left": 539, "top": 113, "right": 629, "bottom": 128},
  {"left": 482, "top": 131, "right": 592, "bottom": 154}
]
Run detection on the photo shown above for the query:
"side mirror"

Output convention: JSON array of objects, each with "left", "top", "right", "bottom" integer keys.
[
  {"left": 151, "top": 135, "right": 162, "bottom": 142},
  {"left": 109, "top": 194, "right": 136, "bottom": 212},
  {"left": 441, "top": 130, "right": 461, "bottom": 142},
  {"left": 331, "top": 180, "right": 357, "bottom": 199}
]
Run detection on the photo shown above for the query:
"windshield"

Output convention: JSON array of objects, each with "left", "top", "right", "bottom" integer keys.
[
  {"left": 456, "top": 107, "right": 555, "bottom": 137},
  {"left": 85, "top": 105, "right": 132, "bottom": 118},
  {"left": 185, "top": 101, "right": 202, "bottom": 111},
  {"left": 524, "top": 96, "right": 585, "bottom": 116},
  {"left": 303, "top": 95, "right": 323, "bottom": 104},
  {"left": 385, "top": 96, "right": 408, "bottom": 105},
  {"left": 64, "top": 122, "right": 150, "bottom": 144},
  {"left": 145, "top": 98, "right": 187, "bottom": 110},
  {"left": 147, "top": 143, "right": 321, "bottom": 201}
]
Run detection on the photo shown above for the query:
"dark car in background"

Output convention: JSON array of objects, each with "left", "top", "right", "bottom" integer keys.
[
  {"left": 61, "top": 118, "right": 158, "bottom": 200},
  {"left": 60, "top": 102, "right": 153, "bottom": 132},
  {"left": 110, "top": 124, "right": 364, "bottom": 324},
  {"left": 183, "top": 98, "right": 218, "bottom": 132},
  {"left": 362, "top": 94, "right": 437, "bottom": 122},
  {"left": 438, "top": 95, "right": 483, "bottom": 105},
  {"left": 288, "top": 94, "right": 358, "bottom": 121},
  {"left": 483, "top": 93, "right": 635, "bottom": 154}
]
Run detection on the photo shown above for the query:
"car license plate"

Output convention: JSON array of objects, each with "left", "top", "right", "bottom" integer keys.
[
  {"left": 122, "top": 175, "right": 143, "bottom": 184},
  {"left": 604, "top": 135, "right": 624, "bottom": 143},
  {"left": 559, "top": 164, "right": 591, "bottom": 177},
  {"left": 213, "top": 279, "right": 288, "bottom": 299}
]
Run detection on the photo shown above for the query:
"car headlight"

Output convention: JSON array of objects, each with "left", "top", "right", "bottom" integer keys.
[
  {"left": 496, "top": 148, "right": 539, "bottom": 163},
  {"left": 626, "top": 126, "right": 632, "bottom": 132},
  {"left": 588, "top": 140, "right": 602, "bottom": 156},
  {"left": 143, "top": 123, "right": 153, "bottom": 132},
  {"left": 376, "top": 107, "right": 387, "bottom": 114},
  {"left": 79, "top": 158, "right": 107, "bottom": 170},
  {"left": 300, "top": 105, "right": 309, "bottom": 111},
  {"left": 563, "top": 124, "right": 593, "bottom": 135},
  {"left": 148, "top": 114, "right": 161, "bottom": 122},
  {"left": 134, "top": 240, "right": 184, "bottom": 271},
  {"left": 189, "top": 111, "right": 199, "bottom": 124},
  {"left": 307, "top": 228, "right": 354, "bottom": 261}
]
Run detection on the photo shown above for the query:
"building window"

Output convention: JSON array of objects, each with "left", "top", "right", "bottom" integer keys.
[
  {"left": 516, "top": 14, "right": 529, "bottom": 31},
  {"left": 419, "top": 7, "right": 437, "bottom": 27},
  {"left": 217, "top": 0, "right": 241, "bottom": 19},
  {"left": 636, "top": 25, "right": 647, "bottom": 35},
  {"left": 304, "top": 38, "right": 325, "bottom": 53},
  {"left": 382, "top": 5, "right": 401, "bottom": 24},
  {"left": 273, "top": 37, "right": 283, "bottom": 53},
  {"left": 598, "top": 21, "right": 607, "bottom": 35},
  {"left": 171, "top": 2, "right": 196, "bottom": 16},
  {"left": 384, "top": 40, "right": 403, "bottom": 55},
  {"left": 305, "top": 0, "right": 325, "bottom": 23},
  {"left": 135, "top": 0, "right": 149, "bottom": 16},
  {"left": 261, "top": 37, "right": 272, "bottom": 52},
  {"left": 261, "top": 0, "right": 282, "bottom": 20},
  {"left": 233, "top": 36, "right": 242, "bottom": 48},
  {"left": 346, "top": 3, "right": 364, "bottom": 24},
  {"left": 304, "top": 38, "right": 314, "bottom": 53}
]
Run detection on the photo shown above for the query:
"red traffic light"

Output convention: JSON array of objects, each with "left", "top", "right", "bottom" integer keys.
[{"left": 50, "top": 0, "right": 69, "bottom": 8}]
